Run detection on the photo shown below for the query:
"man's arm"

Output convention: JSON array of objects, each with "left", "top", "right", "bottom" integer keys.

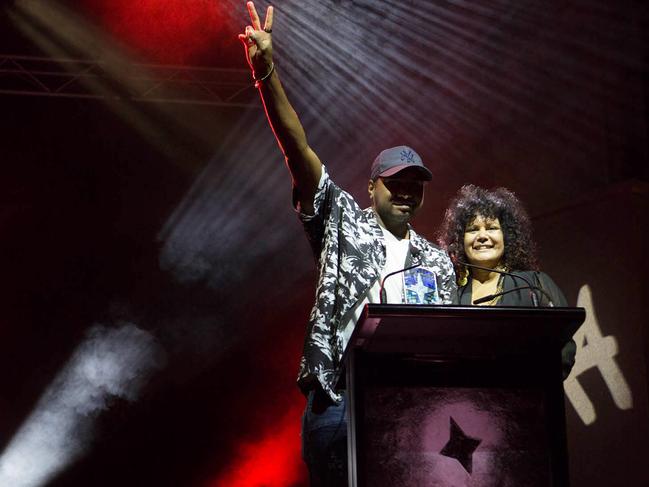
[{"left": 239, "top": 2, "right": 322, "bottom": 214}]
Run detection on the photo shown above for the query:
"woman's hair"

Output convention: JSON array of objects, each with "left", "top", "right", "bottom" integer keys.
[{"left": 438, "top": 185, "right": 539, "bottom": 281}]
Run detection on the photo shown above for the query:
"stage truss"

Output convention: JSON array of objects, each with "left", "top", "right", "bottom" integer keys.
[{"left": 0, "top": 54, "right": 257, "bottom": 107}]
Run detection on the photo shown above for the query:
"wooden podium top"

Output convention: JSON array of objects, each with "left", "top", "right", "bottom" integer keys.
[{"left": 350, "top": 304, "right": 585, "bottom": 356}]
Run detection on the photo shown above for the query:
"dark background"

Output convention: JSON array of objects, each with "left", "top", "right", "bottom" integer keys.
[{"left": 1, "top": 0, "right": 648, "bottom": 486}]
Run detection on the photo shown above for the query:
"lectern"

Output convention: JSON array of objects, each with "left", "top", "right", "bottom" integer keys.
[{"left": 343, "top": 304, "right": 584, "bottom": 487}]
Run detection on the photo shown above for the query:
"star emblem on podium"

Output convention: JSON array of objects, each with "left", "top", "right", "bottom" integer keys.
[{"left": 440, "top": 416, "right": 482, "bottom": 474}]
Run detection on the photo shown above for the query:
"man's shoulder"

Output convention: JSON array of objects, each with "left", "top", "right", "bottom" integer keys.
[
  {"left": 300, "top": 166, "right": 361, "bottom": 221},
  {"left": 321, "top": 167, "right": 360, "bottom": 204},
  {"left": 410, "top": 229, "right": 446, "bottom": 255}
]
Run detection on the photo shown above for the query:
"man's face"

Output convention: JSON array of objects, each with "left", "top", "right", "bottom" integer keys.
[{"left": 368, "top": 168, "right": 425, "bottom": 228}]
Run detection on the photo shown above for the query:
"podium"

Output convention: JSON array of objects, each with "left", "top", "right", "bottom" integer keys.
[{"left": 343, "top": 304, "right": 585, "bottom": 487}]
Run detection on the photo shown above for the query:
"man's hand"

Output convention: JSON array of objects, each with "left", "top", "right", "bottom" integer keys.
[
  {"left": 238, "top": 2, "right": 274, "bottom": 79},
  {"left": 237, "top": 1, "right": 322, "bottom": 212}
]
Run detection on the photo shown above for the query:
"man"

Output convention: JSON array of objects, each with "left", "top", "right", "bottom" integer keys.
[{"left": 239, "top": 3, "right": 457, "bottom": 485}]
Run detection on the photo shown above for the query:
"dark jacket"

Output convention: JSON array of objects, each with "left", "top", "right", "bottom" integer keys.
[{"left": 457, "top": 270, "right": 576, "bottom": 378}]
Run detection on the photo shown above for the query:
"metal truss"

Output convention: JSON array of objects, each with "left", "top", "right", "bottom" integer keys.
[{"left": 0, "top": 54, "right": 258, "bottom": 107}]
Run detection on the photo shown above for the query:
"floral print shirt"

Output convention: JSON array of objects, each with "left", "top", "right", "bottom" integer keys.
[{"left": 296, "top": 167, "right": 457, "bottom": 402}]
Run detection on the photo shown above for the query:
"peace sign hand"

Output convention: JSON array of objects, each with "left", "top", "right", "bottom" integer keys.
[{"left": 238, "top": 2, "right": 274, "bottom": 79}]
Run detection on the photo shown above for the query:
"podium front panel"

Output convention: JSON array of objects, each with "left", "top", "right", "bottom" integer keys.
[
  {"left": 353, "top": 353, "right": 557, "bottom": 486},
  {"left": 344, "top": 305, "right": 582, "bottom": 487}
]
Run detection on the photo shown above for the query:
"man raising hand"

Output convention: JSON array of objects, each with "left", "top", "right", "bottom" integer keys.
[{"left": 239, "top": 3, "right": 456, "bottom": 485}]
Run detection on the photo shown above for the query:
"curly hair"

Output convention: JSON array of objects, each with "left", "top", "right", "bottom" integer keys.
[{"left": 437, "top": 185, "right": 539, "bottom": 282}]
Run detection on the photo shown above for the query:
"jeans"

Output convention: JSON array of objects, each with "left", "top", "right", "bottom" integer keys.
[{"left": 301, "top": 390, "right": 348, "bottom": 486}]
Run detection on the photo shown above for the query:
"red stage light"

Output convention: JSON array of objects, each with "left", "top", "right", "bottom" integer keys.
[
  {"left": 81, "top": 0, "right": 237, "bottom": 64},
  {"left": 210, "top": 400, "right": 307, "bottom": 487}
]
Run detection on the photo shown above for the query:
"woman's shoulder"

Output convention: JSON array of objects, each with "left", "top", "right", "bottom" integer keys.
[
  {"left": 511, "top": 269, "right": 567, "bottom": 306},
  {"left": 510, "top": 269, "right": 554, "bottom": 282}
]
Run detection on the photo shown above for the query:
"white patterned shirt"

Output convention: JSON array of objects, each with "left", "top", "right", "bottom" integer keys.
[{"left": 296, "top": 166, "right": 457, "bottom": 402}]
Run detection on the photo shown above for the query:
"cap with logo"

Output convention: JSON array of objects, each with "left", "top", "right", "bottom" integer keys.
[{"left": 370, "top": 146, "right": 432, "bottom": 181}]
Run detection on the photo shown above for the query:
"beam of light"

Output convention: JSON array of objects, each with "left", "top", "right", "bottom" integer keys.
[
  {"left": 261, "top": 0, "right": 639, "bottom": 192},
  {"left": 7, "top": 0, "right": 246, "bottom": 170},
  {"left": 3, "top": 0, "right": 640, "bottom": 482},
  {"left": 208, "top": 400, "right": 305, "bottom": 487},
  {"left": 0, "top": 323, "right": 165, "bottom": 487},
  {"left": 158, "top": 110, "right": 319, "bottom": 292},
  {"left": 80, "top": 0, "right": 237, "bottom": 65},
  {"left": 158, "top": 0, "right": 643, "bottom": 293}
]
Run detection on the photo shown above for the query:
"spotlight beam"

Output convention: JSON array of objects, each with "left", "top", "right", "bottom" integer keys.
[{"left": 0, "top": 324, "right": 164, "bottom": 487}]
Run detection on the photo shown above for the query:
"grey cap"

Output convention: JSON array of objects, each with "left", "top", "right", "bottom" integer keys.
[{"left": 370, "top": 146, "right": 432, "bottom": 181}]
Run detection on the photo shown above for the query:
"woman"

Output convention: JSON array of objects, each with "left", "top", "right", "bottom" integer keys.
[{"left": 438, "top": 184, "right": 576, "bottom": 376}]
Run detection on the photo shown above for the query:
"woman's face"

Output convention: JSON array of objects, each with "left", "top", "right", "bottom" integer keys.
[{"left": 463, "top": 214, "right": 505, "bottom": 268}]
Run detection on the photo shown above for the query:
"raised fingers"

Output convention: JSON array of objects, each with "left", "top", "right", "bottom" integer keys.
[
  {"left": 263, "top": 6, "right": 274, "bottom": 32},
  {"left": 247, "top": 1, "right": 262, "bottom": 31},
  {"left": 244, "top": 26, "right": 258, "bottom": 45}
]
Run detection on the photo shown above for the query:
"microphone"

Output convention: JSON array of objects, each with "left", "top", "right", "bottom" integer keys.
[
  {"left": 457, "top": 261, "right": 552, "bottom": 307},
  {"left": 472, "top": 285, "right": 554, "bottom": 306},
  {"left": 379, "top": 263, "right": 421, "bottom": 304}
]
